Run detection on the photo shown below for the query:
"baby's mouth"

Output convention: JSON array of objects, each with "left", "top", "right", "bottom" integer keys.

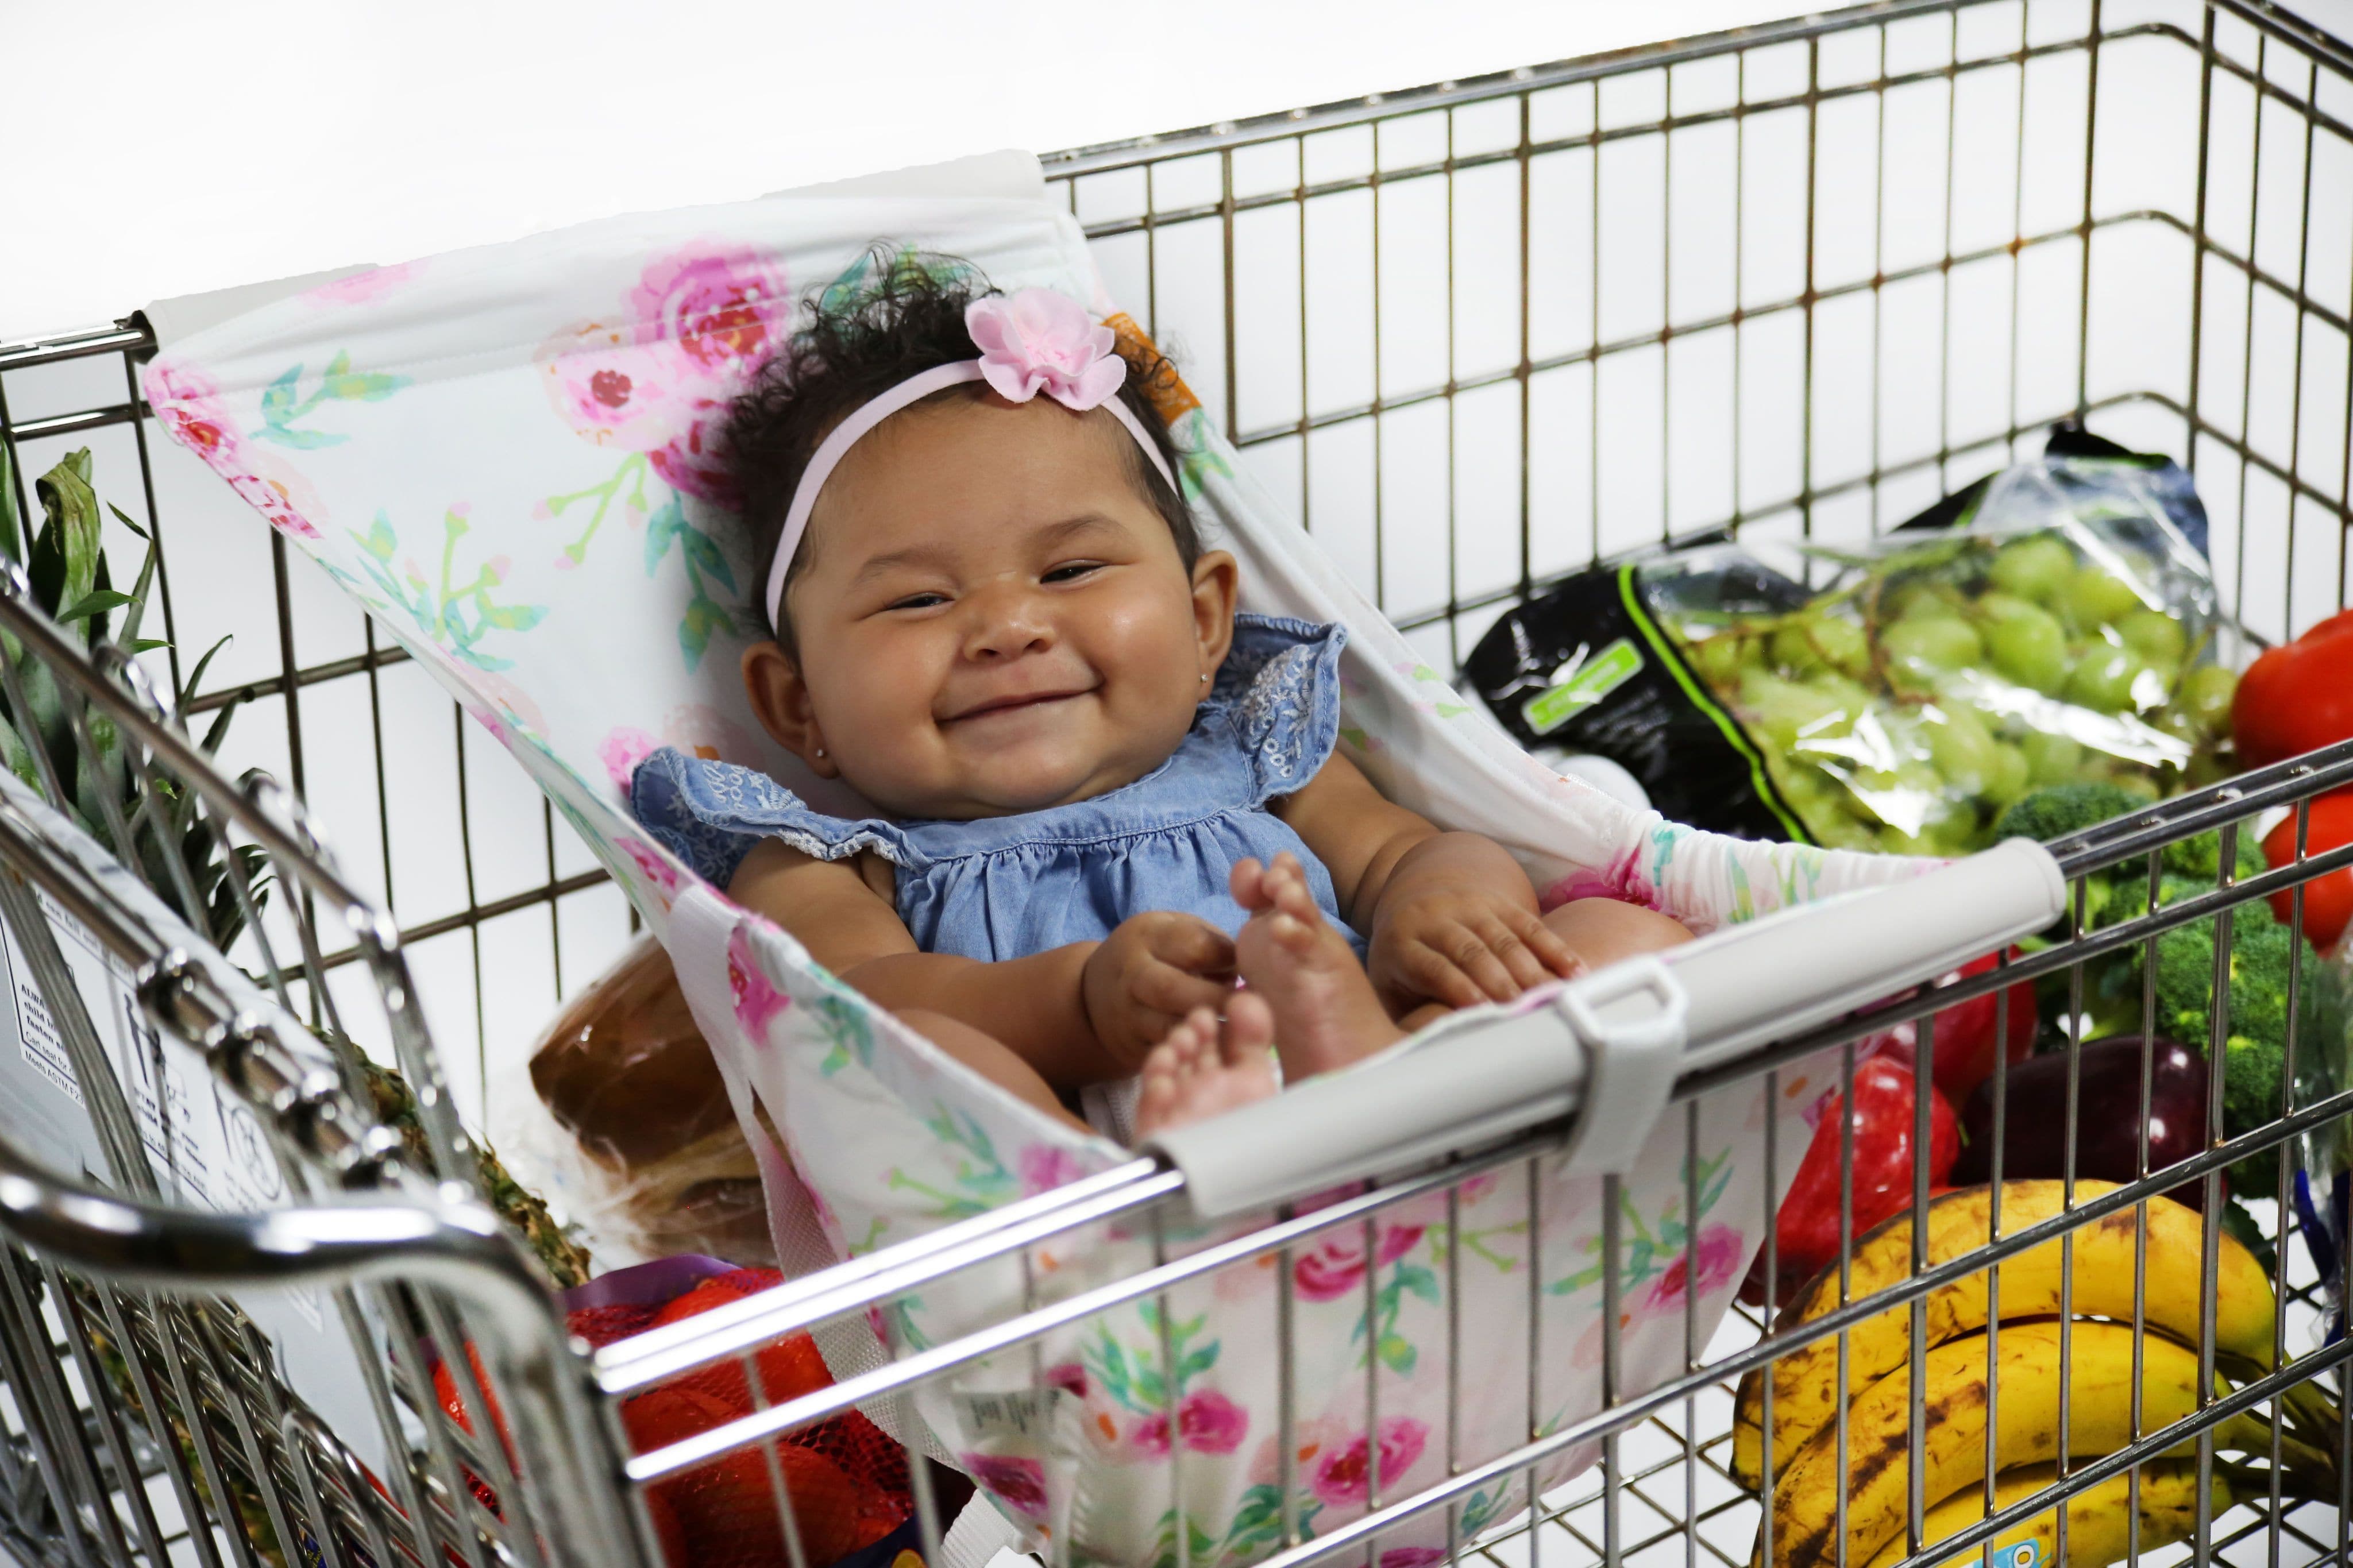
[{"left": 941, "top": 686, "right": 1096, "bottom": 725}]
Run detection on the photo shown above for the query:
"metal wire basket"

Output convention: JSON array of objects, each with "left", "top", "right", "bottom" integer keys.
[{"left": 3, "top": 2, "right": 2353, "bottom": 1567}]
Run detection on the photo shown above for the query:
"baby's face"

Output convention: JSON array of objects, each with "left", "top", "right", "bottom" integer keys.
[{"left": 761, "top": 393, "right": 1235, "bottom": 820}]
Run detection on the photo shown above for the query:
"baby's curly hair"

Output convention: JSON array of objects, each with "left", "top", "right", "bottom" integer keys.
[{"left": 721, "top": 246, "right": 1201, "bottom": 652}]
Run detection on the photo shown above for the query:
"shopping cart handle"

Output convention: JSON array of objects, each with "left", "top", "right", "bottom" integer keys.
[{"left": 1145, "top": 837, "right": 2066, "bottom": 1219}]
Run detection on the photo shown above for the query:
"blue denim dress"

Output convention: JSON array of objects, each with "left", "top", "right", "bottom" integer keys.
[{"left": 630, "top": 615, "right": 1355, "bottom": 968}]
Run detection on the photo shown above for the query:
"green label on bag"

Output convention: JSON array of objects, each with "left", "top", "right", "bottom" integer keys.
[{"left": 1521, "top": 638, "right": 1643, "bottom": 735}]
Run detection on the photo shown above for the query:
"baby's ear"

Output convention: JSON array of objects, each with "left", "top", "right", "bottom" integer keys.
[
  {"left": 743, "top": 640, "right": 839, "bottom": 778},
  {"left": 1190, "top": 550, "right": 1241, "bottom": 676}
]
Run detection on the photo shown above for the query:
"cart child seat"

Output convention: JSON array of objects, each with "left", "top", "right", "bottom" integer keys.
[{"left": 142, "top": 152, "right": 1948, "bottom": 1563}]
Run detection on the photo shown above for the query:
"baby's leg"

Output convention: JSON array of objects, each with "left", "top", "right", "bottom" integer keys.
[
  {"left": 896, "top": 1009, "right": 1092, "bottom": 1134},
  {"left": 1232, "top": 855, "right": 1405, "bottom": 1082},
  {"left": 1538, "top": 898, "right": 1695, "bottom": 972},
  {"left": 1132, "top": 993, "right": 1282, "bottom": 1138}
]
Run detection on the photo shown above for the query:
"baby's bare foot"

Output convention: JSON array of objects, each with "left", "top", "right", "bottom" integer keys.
[
  {"left": 1233, "top": 854, "right": 1403, "bottom": 1082},
  {"left": 1133, "top": 998, "right": 1281, "bottom": 1138}
]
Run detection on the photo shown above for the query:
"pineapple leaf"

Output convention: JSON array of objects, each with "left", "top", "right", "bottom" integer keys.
[
  {"left": 107, "top": 503, "right": 149, "bottom": 542},
  {"left": 57, "top": 590, "right": 133, "bottom": 624},
  {"left": 125, "top": 638, "right": 168, "bottom": 655},
  {"left": 32, "top": 451, "right": 101, "bottom": 624},
  {"left": 183, "top": 635, "right": 231, "bottom": 705},
  {"left": 198, "top": 698, "right": 238, "bottom": 756},
  {"left": 0, "top": 438, "right": 18, "bottom": 564}
]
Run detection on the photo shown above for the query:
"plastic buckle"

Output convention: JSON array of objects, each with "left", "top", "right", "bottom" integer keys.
[{"left": 1555, "top": 955, "right": 1689, "bottom": 1177}]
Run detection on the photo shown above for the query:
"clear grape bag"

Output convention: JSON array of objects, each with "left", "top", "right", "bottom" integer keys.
[{"left": 1464, "top": 431, "right": 2240, "bottom": 854}]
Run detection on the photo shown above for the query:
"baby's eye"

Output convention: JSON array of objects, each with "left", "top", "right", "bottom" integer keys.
[
  {"left": 885, "top": 592, "right": 950, "bottom": 612},
  {"left": 1043, "top": 561, "right": 1104, "bottom": 584}
]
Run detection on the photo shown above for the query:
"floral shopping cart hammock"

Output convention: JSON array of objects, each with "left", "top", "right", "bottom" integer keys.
[{"left": 144, "top": 155, "right": 1922, "bottom": 1565}]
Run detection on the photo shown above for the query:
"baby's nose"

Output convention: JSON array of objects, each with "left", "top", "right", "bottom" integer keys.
[{"left": 963, "top": 584, "right": 1056, "bottom": 659}]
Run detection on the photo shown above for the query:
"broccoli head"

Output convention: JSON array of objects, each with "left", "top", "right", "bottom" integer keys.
[
  {"left": 2133, "top": 903, "right": 2301, "bottom": 1191},
  {"left": 1995, "top": 782, "right": 2146, "bottom": 846}
]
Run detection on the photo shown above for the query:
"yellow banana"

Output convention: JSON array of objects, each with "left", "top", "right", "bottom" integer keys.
[
  {"left": 1752, "top": 1318, "right": 2278, "bottom": 1568},
  {"left": 1732, "top": 1181, "right": 2275, "bottom": 1489},
  {"left": 1858, "top": 1462, "right": 2229, "bottom": 1568}
]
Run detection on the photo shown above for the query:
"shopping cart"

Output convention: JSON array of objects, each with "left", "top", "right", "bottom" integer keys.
[{"left": 3, "top": 1, "right": 2353, "bottom": 1566}]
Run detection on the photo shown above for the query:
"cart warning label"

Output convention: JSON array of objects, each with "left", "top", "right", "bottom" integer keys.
[{"left": 12, "top": 961, "right": 82, "bottom": 1106}]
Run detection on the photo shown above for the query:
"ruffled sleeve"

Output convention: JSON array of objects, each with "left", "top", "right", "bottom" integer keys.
[
  {"left": 629, "top": 748, "right": 924, "bottom": 891},
  {"left": 1212, "top": 615, "right": 1348, "bottom": 804}
]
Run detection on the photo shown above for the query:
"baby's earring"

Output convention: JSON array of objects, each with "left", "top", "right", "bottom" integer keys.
[
  {"left": 1199, "top": 673, "right": 1210, "bottom": 684},
  {"left": 813, "top": 747, "right": 827, "bottom": 758}
]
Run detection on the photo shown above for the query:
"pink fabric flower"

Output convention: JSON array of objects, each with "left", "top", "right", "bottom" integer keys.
[
  {"left": 966, "top": 290, "right": 1127, "bottom": 411},
  {"left": 538, "top": 325, "right": 693, "bottom": 453},
  {"left": 144, "top": 359, "right": 247, "bottom": 473},
  {"left": 599, "top": 727, "right": 660, "bottom": 799},
  {"left": 1381, "top": 1550, "right": 1451, "bottom": 1568},
  {"left": 1129, "top": 1390, "right": 1249, "bottom": 1457},
  {"left": 727, "top": 924, "right": 790, "bottom": 1037},
  {"left": 616, "top": 836, "right": 683, "bottom": 897},
  {"left": 1017, "top": 1144, "right": 1086, "bottom": 1197},
  {"left": 629, "top": 246, "right": 789, "bottom": 375},
  {"left": 1310, "top": 1416, "right": 1428, "bottom": 1507},
  {"left": 1175, "top": 1389, "right": 1248, "bottom": 1454},
  {"left": 961, "top": 1453, "right": 1050, "bottom": 1521},
  {"left": 1642, "top": 1223, "right": 1746, "bottom": 1315},
  {"left": 1293, "top": 1224, "right": 1425, "bottom": 1303},
  {"left": 300, "top": 263, "right": 418, "bottom": 306},
  {"left": 649, "top": 420, "right": 736, "bottom": 505},
  {"left": 1040, "top": 1363, "right": 1088, "bottom": 1399},
  {"left": 226, "top": 468, "right": 322, "bottom": 540}
]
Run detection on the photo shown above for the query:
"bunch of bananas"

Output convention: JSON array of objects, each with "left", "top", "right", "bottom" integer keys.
[{"left": 1733, "top": 1180, "right": 2340, "bottom": 1567}]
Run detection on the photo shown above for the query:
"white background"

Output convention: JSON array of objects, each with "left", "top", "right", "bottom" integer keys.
[{"left": 9, "top": 0, "right": 2339, "bottom": 340}]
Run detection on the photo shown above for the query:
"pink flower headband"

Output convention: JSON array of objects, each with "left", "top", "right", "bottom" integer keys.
[{"left": 763, "top": 287, "right": 1178, "bottom": 631}]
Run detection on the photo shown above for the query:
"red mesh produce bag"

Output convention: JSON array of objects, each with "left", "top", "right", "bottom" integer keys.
[{"left": 572, "top": 1268, "right": 913, "bottom": 1568}]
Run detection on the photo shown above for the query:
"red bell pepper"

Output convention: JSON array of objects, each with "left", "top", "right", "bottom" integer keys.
[
  {"left": 2262, "top": 790, "right": 2353, "bottom": 952},
  {"left": 1915, "top": 948, "right": 2039, "bottom": 1106},
  {"left": 2234, "top": 614, "right": 2353, "bottom": 769},
  {"left": 1739, "top": 1055, "right": 1959, "bottom": 1307}
]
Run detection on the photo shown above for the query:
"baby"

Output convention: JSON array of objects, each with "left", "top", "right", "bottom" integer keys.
[{"left": 633, "top": 252, "right": 1691, "bottom": 1140}]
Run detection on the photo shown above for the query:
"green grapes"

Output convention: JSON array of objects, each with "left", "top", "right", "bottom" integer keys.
[
  {"left": 1924, "top": 704, "right": 2001, "bottom": 795},
  {"left": 2023, "top": 731, "right": 2085, "bottom": 785},
  {"left": 1687, "top": 633, "right": 1748, "bottom": 689},
  {"left": 1985, "top": 603, "right": 2070, "bottom": 694},
  {"left": 1987, "top": 535, "right": 2077, "bottom": 603},
  {"left": 2064, "top": 642, "right": 2147, "bottom": 713},
  {"left": 1881, "top": 615, "right": 1984, "bottom": 679},
  {"left": 2176, "top": 663, "right": 2239, "bottom": 734},
  {"left": 2056, "top": 564, "right": 2147, "bottom": 628},
  {"left": 2117, "top": 608, "right": 2187, "bottom": 666},
  {"left": 1984, "top": 741, "right": 2030, "bottom": 806}
]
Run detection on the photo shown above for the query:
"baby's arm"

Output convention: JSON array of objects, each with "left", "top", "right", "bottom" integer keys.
[
  {"left": 729, "top": 839, "right": 1105, "bottom": 1086},
  {"left": 728, "top": 839, "right": 1233, "bottom": 1087},
  {"left": 1273, "top": 755, "right": 1577, "bottom": 1013}
]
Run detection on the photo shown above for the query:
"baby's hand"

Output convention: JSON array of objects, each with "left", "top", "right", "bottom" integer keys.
[
  {"left": 1082, "top": 912, "right": 1239, "bottom": 1074},
  {"left": 1368, "top": 885, "right": 1578, "bottom": 1014}
]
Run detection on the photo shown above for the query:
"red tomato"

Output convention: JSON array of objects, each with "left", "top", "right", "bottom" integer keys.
[
  {"left": 677, "top": 1444, "right": 902, "bottom": 1568},
  {"left": 431, "top": 1344, "right": 512, "bottom": 1461},
  {"left": 2234, "top": 623, "right": 2353, "bottom": 768},
  {"left": 1918, "top": 948, "right": 2039, "bottom": 1106},
  {"left": 622, "top": 1387, "right": 899, "bottom": 1568},
  {"left": 647, "top": 1276, "right": 833, "bottom": 1413},
  {"left": 1739, "top": 1056, "right": 1959, "bottom": 1307},
  {"left": 641, "top": 1488, "right": 689, "bottom": 1568},
  {"left": 2262, "top": 791, "right": 2353, "bottom": 951}
]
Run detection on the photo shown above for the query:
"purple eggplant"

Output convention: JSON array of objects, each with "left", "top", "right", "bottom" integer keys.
[{"left": 1950, "top": 1035, "right": 2212, "bottom": 1207}]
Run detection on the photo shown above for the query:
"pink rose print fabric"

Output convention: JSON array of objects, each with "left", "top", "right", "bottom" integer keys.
[
  {"left": 1293, "top": 1223, "right": 1425, "bottom": 1303},
  {"left": 539, "top": 244, "right": 788, "bottom": 505},
  {"left": 142, "top": 361, "right": 323, "bottom": 539}
]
